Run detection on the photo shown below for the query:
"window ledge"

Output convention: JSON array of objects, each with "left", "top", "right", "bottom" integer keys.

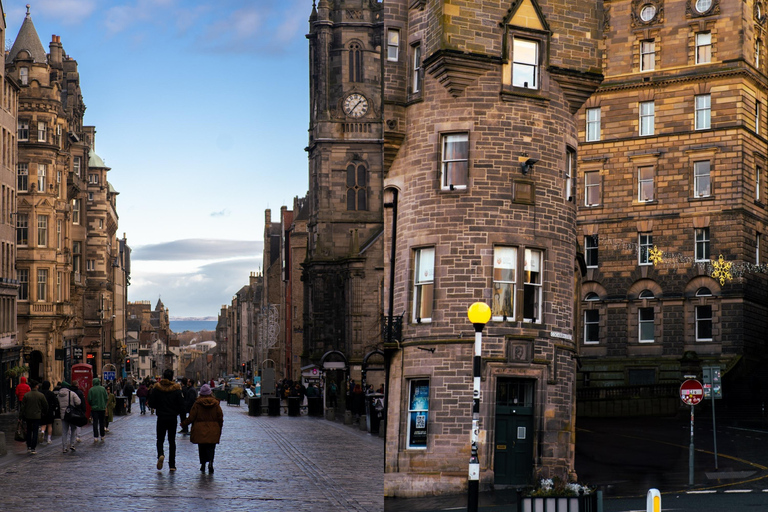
[
  {"left": 688, "top": 196, "right": 715, "bottom": 202},
  {"left": 755, "top": 200, "right": 765, "bottom": 208},
  {"left": 633, "top": 200, "right": 658, "bottom": 206},
  {"left": 405, "top": 95, "right": 424, "bottom": 107},
  {"left": 500, "top": 89, "right": 550, "bottom": 103}
]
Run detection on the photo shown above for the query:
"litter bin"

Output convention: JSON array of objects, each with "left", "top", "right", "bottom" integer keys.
[
  {"left": 307, "top": 396, "right": 322, "bottom": 417},
  {"left": 115, "top": 396, "right": 127, "bottom": 416},
  {"left": 227, "top": 393, "right": 240, "bottom": 406},
  {"left": 288, "top": 396, "right": 301, "bottom": 416},
  {"left": 268, "top": 397, "right": 280, "bottom": 416},
  {"left": 366, "top": 394, "right": 384, "bottom": 434},
  {"left": 248, "top": 396, "right": 261, "bottom": 416}
]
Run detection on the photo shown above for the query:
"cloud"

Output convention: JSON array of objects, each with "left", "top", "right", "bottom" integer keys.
[
  {"left": 210, "top": 209, "right": 231, "bottom": 218},
  {"left": 13, "top": 0, "right": 99, "bottom": 26},
  {"left": 132, "top": 239, "right": 262, "bottom": 261},
  {"left": 129, "top": 256, "right": 262, "bottom": 317}
]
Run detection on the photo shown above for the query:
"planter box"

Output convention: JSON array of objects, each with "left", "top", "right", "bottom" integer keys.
[{"left": 518, "top": 492, "right": 601, "bottom": 512}]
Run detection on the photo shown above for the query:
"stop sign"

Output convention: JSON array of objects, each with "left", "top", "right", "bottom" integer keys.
[{"left": 680, "top": 379, "right": 704, "bottom": 405}]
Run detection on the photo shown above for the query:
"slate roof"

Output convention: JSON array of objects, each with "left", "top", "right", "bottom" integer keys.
[{"left": 7, "top": 8, "right": 47, "bottom": 64}]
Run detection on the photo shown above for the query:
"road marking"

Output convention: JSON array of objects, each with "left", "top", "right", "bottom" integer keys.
[
  {"left": 687, "top": 490, "right": 717, "bottom": 494},
  {"left": 727, "top": 426, "right": 768, "bottom": 435},
  {"left": 723, "top": 489, "right": 753, "bottom": 493}
]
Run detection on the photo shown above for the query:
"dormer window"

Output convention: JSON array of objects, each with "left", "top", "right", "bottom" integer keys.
[{"left": 512, "top": 38, "right": 539, "bottom": 89}]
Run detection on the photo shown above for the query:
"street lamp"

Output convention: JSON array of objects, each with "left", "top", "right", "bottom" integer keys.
[{"left": 466, "top": 301, "right": 491, "bottom": 512}]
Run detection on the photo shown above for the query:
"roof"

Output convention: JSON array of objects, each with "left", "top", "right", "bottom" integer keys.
[
  {"left": 88, "top": 149, "right": 109, "bottom": 169},
  {"left": 7, "top": 7, "right": 47, "bottom": 64}
]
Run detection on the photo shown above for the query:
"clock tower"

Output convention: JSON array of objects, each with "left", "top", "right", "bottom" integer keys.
[{"left": 304, "top": 0, "right": 384, "bottom": 395}]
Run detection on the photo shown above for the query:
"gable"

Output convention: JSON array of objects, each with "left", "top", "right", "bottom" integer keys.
[{"left": 505, "top": 0, "right": 548, "bottom": 32}]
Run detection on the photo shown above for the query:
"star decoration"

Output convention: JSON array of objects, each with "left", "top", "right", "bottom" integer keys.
[
  {"left": 710, "top": 254, "right": 732, "bottom": 285},
  {"left": 649, "top": 245, "right": 663, "bottom": 266}
]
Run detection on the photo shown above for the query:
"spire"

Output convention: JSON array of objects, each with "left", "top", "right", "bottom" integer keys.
[{"left": 7, "top": 5, "right": 47, "bottom": 64}]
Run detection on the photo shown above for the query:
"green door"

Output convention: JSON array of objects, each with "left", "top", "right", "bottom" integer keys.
[{"left": 494, "top": 379, "right": 534, "bottom": 486}]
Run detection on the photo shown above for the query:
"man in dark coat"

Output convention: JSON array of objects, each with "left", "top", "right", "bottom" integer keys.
[
  {"left": 122, "top": 378, "right": 135, "bottom": 413},
  {"left": 178, "top": 377, "right": 197, "bottom": 435},
  {"left": 20, "top": 380, "right": 48, "bottom": 454},
  {"left": 147, "top": 369, "right": 185, "bottom": 471}
]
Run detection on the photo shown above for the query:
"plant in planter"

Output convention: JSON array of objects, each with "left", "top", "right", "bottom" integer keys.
[
  {"left": 6, "top": 365, "right": 29, "bottom": 380},
  {"left": 519, "top": 477, "right": 599, "bottom": 512}
]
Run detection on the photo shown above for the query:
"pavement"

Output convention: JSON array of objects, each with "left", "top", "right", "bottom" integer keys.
[{"left": 0, "top": 400, "right": 384, "bottom": 512}]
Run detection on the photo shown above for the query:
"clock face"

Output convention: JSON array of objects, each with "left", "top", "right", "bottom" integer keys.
[{"left": 343, "top": 93, "right": 369, "bottom": 118}]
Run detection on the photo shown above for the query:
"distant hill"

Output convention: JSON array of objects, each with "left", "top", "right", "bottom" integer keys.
[{"left": 170, "top": 316, "right": 217, "bottom": 322}]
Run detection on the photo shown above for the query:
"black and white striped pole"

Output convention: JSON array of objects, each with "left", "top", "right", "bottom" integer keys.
[{"left": 467, "top": 302, "right": 491, "bottom": 512}]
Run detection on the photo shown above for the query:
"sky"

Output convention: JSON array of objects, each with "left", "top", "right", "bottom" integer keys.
[{"left": 6, "top": 0, "right": 312, "bottom": 317}]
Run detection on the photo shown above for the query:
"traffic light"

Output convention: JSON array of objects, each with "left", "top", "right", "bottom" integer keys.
[
  {"left": 241, "top": 363, "right": 245, "bottom": 374},
  {"left": 125, "top": 358, "right": 131, "bottom": 372}
]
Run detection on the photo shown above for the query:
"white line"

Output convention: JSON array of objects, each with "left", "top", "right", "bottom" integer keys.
[
  {"left": 687, "top": 490, "right": 717, "bottom": 494},
  {"left": 727, "top": 426, "right": 768, "bottom": 435},
  {"left": 724, "top": 489, "right": 753, "bottom": 493}
]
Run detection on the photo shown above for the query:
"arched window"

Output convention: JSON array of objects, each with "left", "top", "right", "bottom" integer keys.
[
  {"left": 346, "top": 163, "right": 367, "bottom": 211},
  {"left": 639, "top": 290, "right": 654, "bottom": 299},
  {"left": 695, "top": 287, "right": 712, "bottom": 297},
  {"left": 584, "top": 292, "right": 600, "bottom": 301},
  {"left": 349, "top": 43, "right": 363, "bottom": 82}
]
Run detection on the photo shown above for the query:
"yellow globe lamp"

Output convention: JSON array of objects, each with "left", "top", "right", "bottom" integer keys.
[{"left": 467, "top": 302, "right": 491, "bottom": 328}]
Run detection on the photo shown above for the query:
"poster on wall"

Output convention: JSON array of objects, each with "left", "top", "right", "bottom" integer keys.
[{"left": 408, "top": 380, "right": 430, "bottom": 449}]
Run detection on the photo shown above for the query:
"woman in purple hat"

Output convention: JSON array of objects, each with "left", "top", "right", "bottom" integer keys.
[{"left": 181, "top": 383, "right": 223, "bottom": 473}]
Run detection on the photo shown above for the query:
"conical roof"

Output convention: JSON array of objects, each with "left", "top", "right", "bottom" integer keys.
[{"left": 7, "top": 6, "right": 47, "bottom": 64}]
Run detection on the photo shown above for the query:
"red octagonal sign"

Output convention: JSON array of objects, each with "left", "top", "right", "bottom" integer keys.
[{"left": 680, "top": 379, "right": 704, "bottom": 406}]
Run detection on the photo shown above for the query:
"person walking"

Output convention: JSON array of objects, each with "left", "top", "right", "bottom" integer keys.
[
  {"left": 40, "top": 381, "right": 59, "bottom": 445},
  {"left": 180, "top": 383, "right": 223, "bottom": 474},
  {"left": 123, "top": 378, "right": 135, "bottom": 414},
  {"left": 104, "top": 383, "right": 116, "bottom": 433},
  {"left": 20, "top": 380, "right": 47, "bottom": 454},
  {"left": 15, "top": 375, "right": 30, "bottom": 410},
  {"left": 136, "top": 380, "right": 149, "bottom": 415},
  {"left": 147, "top": 369, "right": 185, "bottom": 471},
  {"left": 178, "top": 377, "right": 197, "bottom": 435},
  {"left": 70, "top": 381, "right": 86, "bottom": 443},
  {"left": 87, "top": 377, "right": 108, "bottom": 443},
  {"left": 57, "top": 381, "right": 81, "bottom": 453}
]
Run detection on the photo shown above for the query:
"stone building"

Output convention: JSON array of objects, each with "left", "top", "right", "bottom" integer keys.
[
  {"left": 304, "top": 0, "right": 385, "bottom": 408},
  {"left": 575, "top": 0, "right": 768, "bottom": 416},
  {"left": 0, "top": 0, "right": 21, "bottom": 412},
  {"left": 6, "top": 8, "right": 129, "bottom": 386},
  {"left": 382, "top": 0, "right": 602, "bottom": 497}
]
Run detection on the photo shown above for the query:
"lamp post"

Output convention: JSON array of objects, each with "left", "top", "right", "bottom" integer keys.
[{"left": 467, "top": 301, "right": 491, "bottom": 512}]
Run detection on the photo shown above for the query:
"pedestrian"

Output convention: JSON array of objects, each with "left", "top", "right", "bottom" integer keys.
[
  {"left": 15, "top": 375, "right": 30, "bottom": 410},
  {"left": 20, "top": 379, "right": 47, "bottom": 454},
  {"left": 87, "top": 377, "right": 108, "bottom": 443},
  {"left": 57, "top": 381, "right": 81, "bottom": 453},
  {"left": 328, "top": 380, "right": 338, "bottom": 408},
  {"left": 179, "top": 377, "right": 197, "bottom": 435},
  {"left": 40, "top": 380, "right": 59, "bottom": 445},
  {"left": 147, "top": 368, "right": 185, "bottom": 471},
  {"left": 105, "top": 383, "right": 116, "bottom": 433},
  {"left": 180, "top": 383, "right": 223, "bottom": 474},
  {"left": 136, "top": 380, "right": 149, "bottom": 415},
  {"left": 70, "top": 381, "right": 86, "bottom": 443},
  {"left": 351, "top": 384, "right": 365, "bottom": 422},
  {"left": 123, "top": 378, "right": 135, "bottom": 413}
]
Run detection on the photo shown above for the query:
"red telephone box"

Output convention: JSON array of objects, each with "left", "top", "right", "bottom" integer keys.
[{"left": 71, "top": 363, "right": 93, "bottom": 419}]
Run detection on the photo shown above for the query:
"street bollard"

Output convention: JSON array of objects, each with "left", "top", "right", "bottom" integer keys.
[
  {"left": 647, "top": 488, "right": 661, "bottom": 512},
  {"left": 0, "top": 431, "right": 6, "bottom": 456},
  {"left": 53, "top": 418, "right": 62, "bottom": 436}
]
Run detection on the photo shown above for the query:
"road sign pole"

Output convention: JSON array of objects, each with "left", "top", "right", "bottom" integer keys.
[
  {"left": 689, "top": 404, "right": 695, "bottom": 486},
  {"left": 712, "top": 392, "right": 718, "bottom": 470}
]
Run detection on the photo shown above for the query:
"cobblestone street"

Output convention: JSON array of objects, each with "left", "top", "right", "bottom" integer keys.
[{"left": 0, "top": 403, "right": 383, "bottom": 512}]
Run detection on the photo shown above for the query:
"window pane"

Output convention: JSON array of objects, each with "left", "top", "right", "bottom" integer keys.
[
  {"left": 513, "top": 39, "right": 538, "bottom": 89},
  {"left": 347, "top": 189, "right": 356, "bottom": 210},
  {"left": 358, "top": 189, "right": 366, "bottom": 210},
  {"left": 346, "top": 165, "right": 356, "bottom": 187},
  {"left": 357, "top": 165, "right": 366, "bottom": 187},
  {"left": 694, "top": 161, "right": 711, "bottom": 197}
]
